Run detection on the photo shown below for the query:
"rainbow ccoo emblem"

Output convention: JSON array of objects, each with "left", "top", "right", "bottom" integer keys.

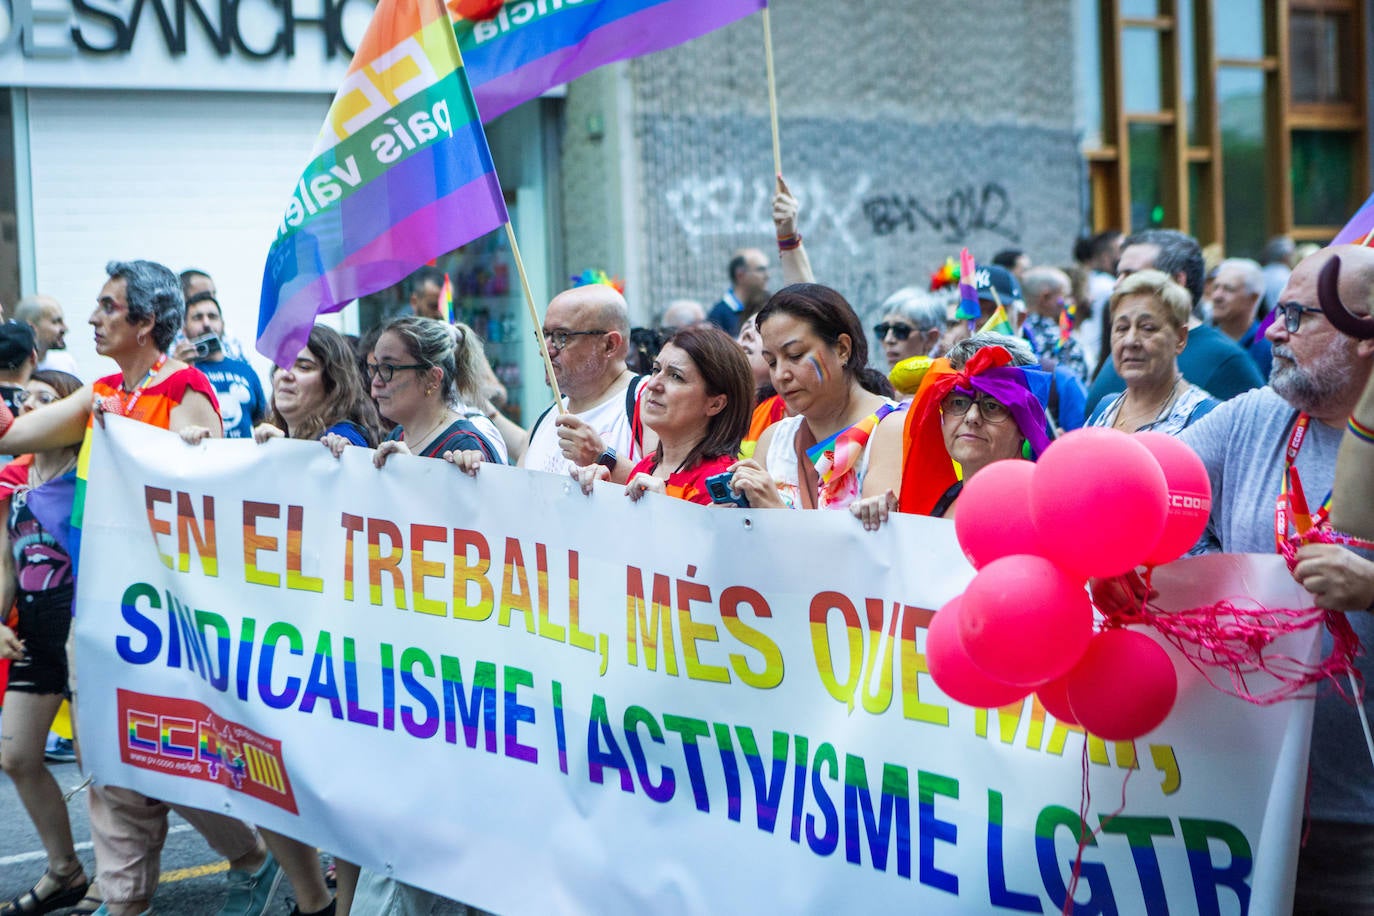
[{"left": 118, "top": 689, "right": 298, "bottom": 814}]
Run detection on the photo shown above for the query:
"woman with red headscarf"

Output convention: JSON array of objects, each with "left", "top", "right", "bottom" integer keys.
[{"left": 853, "top": 335, "right": 1055, "bottom": 527}]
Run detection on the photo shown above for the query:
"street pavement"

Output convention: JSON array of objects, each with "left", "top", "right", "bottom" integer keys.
[{"left": 0, "top": 759, "right": 301, "bottom": 914}]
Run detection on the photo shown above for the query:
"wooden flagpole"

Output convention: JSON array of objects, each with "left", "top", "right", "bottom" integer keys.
[
  {"left": 434, "top": 0, "right": 565, "bottom": 411},
  {"left": 762, "top": 7, "right": 782, "bottom": 179}
]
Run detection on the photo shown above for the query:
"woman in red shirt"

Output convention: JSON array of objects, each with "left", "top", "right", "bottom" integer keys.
[{"left": 578, "top": 325, "right": 752, "bottom": 505}]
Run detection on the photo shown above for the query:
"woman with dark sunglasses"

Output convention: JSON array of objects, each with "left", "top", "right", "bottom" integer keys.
[{"left": 873, "top": 287, "right": 945, "bottom": 370}]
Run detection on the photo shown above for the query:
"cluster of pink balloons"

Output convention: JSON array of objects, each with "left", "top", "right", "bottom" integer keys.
[{"left": 926, "top": 428, "right": 1213, "bottom": 740}]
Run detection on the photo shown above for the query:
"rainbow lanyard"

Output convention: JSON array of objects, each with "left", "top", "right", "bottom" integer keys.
[
  {"left": 105, "top": 354, "right": 166, "bottom": 418},
  {"left": 1274, "top": 412, "right": 1374, "bottom": 553}
]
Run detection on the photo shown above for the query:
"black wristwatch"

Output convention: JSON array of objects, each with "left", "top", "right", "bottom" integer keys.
[{"left": 595, "top": 446, "right": 617, "bottom": 471}]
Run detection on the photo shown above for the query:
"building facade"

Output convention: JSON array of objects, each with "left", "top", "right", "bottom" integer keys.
[{"left": 0, "top": 0, "right": 1366, "bottom": 402}]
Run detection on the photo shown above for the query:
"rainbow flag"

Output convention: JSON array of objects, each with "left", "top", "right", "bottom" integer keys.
[
  {"left": 1333, "top": 191, "right": 1374, "bottom": 246},
  {"left": 440, "top": 273, "right": 456, "bottom": 324},
  {"left": 458, "top": 0, "right": 767, "bottom": 122},
  {"left": 256, "top": 0, "right": 509, "bottom": 368},
  {"left": 978, "top": 304, "right": 1015, "bottom": 336},
  {"left": 955, "top": 247, "right": 980, "bottom": 321}
]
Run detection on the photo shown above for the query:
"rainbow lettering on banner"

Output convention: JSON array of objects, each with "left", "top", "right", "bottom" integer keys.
[
  {"left": 256, "top": 0, "right": 509, "bottom": 368},
  {"left": 457, "top": 0, "right": 768, "bottom": 122}
]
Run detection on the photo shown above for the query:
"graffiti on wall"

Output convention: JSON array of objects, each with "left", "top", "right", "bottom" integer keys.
[
  {"left": 664, "top": 173, "right": 874, "bottom": 256},
  {"left": 663, "top": 173, "right": 1023, "bottom": 254},
  {"left": 861, "top": 183, "right": 1022, "bottom": 243}
]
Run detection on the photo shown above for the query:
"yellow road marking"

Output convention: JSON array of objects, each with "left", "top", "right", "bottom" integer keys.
[
  {"left": 160, "top": 861, "right": 229, "bottom": 884},
  {"left": 2, "top": 854, "right": 227, "bottom": 906}
]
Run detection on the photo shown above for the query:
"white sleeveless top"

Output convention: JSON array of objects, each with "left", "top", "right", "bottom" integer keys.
[{"left": 763, "top": 410, "right": 890, "bottom": 510}]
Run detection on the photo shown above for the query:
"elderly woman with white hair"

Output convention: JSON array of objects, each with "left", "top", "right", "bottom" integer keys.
[{"left": 873, "top": 286, "right": 947, "bottom": 369}]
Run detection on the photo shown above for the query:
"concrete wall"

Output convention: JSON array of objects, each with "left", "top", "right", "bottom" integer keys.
[{"left": 560, "top": 0, "right": 1081, "bottom": 332}]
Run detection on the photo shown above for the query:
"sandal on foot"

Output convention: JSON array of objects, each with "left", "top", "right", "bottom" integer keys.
[
  {"left": 67, "top": 880, "right": 103, "bottom": 916},
  {"left": 66, "top": 892, "right": 104, "bottom": 916},
  {"left": 0, "top": 868, "right": 90, "bottom": 915}
]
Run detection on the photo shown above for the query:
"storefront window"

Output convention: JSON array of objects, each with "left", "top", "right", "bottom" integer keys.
[
  {"left": 0, "top": 92, "right": 18, "bottom": 311},
  {"left": 1213, "top": 0, "right": 1264, "bottom": 59},
  {"left": 1292, "top": 130, "right": 1359, "bottom": 227},
  {"left": 1218, "top": 67, "right": 1268, "bottom": 257},
  {"left": 1289, "top": 9, "right": 1353, "bottom": 105},
  {"left": 1122, "top": 27, "right": 1163, "bottom": 112},
  {"left": 1128, "top": 122, "right": 1166, "bottom": 231}
]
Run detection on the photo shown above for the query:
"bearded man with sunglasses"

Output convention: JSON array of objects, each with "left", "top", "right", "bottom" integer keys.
[{"left": 1178, "top": 244, "right": 1374, "bottom": 914}]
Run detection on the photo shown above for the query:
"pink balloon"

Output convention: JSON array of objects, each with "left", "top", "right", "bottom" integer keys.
[
  {"left": 958, "top": 554, "right": 1094, "bottom": 686},
  {"left": 1135, "top": 431, "right": 1213, "bottom": 567},
  {"left": 954, "top": 459, "right": 1042, "bottom": 569},
  {"left": 1035, "top": 674, "right": 1078, "bottom": 725},
  {"left": 1066, "top": 629, "right": 1178, "bottom": 740},
  {"left": 1030, "top": 428, "right": 1169, "bottom": 578},
  {"left": 926, "top": 598, "right": 1031, "bottom": 708}
]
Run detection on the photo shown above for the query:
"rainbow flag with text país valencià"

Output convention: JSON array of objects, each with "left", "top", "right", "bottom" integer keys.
[
  {"left": 458, "top": 0, "right": 767, "bottom": 122},
  {"left": 256, "top": 0, "right": 508, "bottom": 368}
]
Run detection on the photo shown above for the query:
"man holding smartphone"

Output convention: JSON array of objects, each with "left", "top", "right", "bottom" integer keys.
[{"left": 183, "top": 290, "right": 266, "bottom": 438}]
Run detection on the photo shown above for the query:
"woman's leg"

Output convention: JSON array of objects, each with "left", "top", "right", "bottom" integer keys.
[
  {"left": 259, "top": 829, "right": 332, "bottom": 913},
  {"left": 0, "top": 689, "right": 82, "bottom": 876},
  {"left": 333, "top": 859, "right": 360, "bottom": 916}
]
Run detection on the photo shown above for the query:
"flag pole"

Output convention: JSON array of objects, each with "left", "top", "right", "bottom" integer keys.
[
  {"left": 433, "top": 0, "right": 566, "bottom": 412},
  {"left": 503, "top": 222, "right": 565, "bottom": 412},
  {"left": 762, "top": 7, "right": 782, "bottom": 178}
]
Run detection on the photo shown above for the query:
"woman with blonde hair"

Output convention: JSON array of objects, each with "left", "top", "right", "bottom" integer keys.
[{"left": 1088, "top": 270, "right": 1217, "bottom": 434}]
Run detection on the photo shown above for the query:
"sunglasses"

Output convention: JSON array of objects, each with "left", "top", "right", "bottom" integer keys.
[{"left": 873, "top": 322, "right": 914, "bottom": 341}]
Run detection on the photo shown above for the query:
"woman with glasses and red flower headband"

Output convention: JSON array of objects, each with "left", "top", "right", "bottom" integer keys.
[{"left": 852, "top": 334, "right": 1056, "bottom": 528}]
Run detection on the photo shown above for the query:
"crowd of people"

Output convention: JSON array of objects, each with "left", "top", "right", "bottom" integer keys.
[{"left": 0, "top": 178, "right": 1371, "bottom": 914}]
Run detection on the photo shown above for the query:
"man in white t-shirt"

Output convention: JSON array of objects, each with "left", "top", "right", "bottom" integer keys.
[{"left": 520, "top": 284, "right": 657, "bottom": 481}]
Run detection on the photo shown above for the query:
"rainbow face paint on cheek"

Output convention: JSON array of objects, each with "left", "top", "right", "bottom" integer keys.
[{"left": 808, "top": 356, "right": 826, "bottom": 383}]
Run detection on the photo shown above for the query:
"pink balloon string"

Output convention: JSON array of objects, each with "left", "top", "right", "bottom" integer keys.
[
  {"left": 1062, "top": 745, "right": 1134, "bottom": 916},
  {"left": 1096, "top": 530, "right": 1364, "bottom": 710}
]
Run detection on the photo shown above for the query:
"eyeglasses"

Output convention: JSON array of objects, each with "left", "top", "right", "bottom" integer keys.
[
  {"left": 873, "top": 322, "right": 914, "bottom": 341},
  {"left": 940, "top": 393, "right": 1012, "bottom": 424},
  {"left": 364, "top": 361, "right": 426, "bottom": 384},
  {"left": 542, "top": 329, "right": 608, "bottom": 351},
  {"left": 1274, "top": 302, "right": 1324, "bottom": 334}
]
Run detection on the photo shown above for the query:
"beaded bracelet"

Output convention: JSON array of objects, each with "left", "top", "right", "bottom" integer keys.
[
  {"left": 777, "top": 233, "right": 803, "bottom": 252},
  {"left": 1349, "top": 414, "right": 1374, "bottom": 445}
]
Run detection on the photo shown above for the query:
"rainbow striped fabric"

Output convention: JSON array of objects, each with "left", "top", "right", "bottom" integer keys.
[
  {"left": 256, "top": 0, "right": 509, "bottom": 367},
  {"left": 458, "top": 0, "right": 767, "bottom": 122},
  {"left": 1333, "top": 191, "right": 1374, "bottom": 246}
]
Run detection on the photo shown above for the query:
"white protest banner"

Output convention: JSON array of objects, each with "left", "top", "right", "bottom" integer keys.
[{"left": 74, "top": 417, "right": 1318, "bottom": 914}]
